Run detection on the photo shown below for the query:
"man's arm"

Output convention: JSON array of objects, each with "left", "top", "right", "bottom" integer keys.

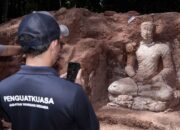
[
  {"left": 73, "top": 86, "right": 99, "bottom": 130},
  {"left": 0, "top": 45, "right": 21, "bottom": 56}
]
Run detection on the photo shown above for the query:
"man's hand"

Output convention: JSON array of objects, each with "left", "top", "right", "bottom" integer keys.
[
  {"left": 60, "top": 72, "right": 67, "bottom": 78},
  {"left": 174, "top": 90, "right": 180, "bottom": 98},
  {"left": 1, "top": 119, "right": 11, "bottom": 130}
]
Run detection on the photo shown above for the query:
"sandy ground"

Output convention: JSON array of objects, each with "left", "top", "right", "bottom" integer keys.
[
  {"left": 100, "top": 123, "right": 143, "bottom": 130},
  {"left": 97, "top": 106, "right": 180, "bottom": 130}
]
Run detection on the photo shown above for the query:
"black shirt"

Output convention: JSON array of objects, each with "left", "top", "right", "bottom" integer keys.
[{"left": 0, "top": 65, "right": 99, "bottom": 130}]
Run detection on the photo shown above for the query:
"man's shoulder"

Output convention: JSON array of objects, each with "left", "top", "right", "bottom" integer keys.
[
  {"left": 51, "top": 77, "right": 84, "bottom": 95},
  {"left": 59, "top": 79, "right": 83, "bottom": 92},
  {"left": 0, "top": 73, "right": 18, "bottom": 84},
  {"left": 0, "top": 73, "right": 18, "bottom": 92},
  {"left": 50, "top": 79, "right": 86, "bottom": 106}
]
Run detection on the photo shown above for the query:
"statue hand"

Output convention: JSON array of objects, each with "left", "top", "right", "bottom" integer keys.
[
  {"left": 126, "top": 42, "right": 136, "bottom": 53},
  {"left": 132, "top": 74, "right": 144, "bottom": 82},
  {"left": 142, "top": 79, "right": 152, "bottom": 85},
  {"left": 152, "top": 75, "right": 163, "bottom": 83},
  {"left": 125, "top": 65, "right": 135, "bottom": 77},
  {"left": 151, "top": 82, "right": 163, "bottom": 90}
]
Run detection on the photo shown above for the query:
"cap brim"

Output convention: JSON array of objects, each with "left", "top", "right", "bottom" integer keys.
[{"left": 59, "top": 24, "right": 69, "bottom": 37}]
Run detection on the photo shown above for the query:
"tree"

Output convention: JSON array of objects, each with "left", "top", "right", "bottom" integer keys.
[{"left": 2, "top": 0, "right": 9, "bottom": 22}]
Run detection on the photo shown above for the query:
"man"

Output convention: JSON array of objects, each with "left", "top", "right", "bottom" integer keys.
[
  {"left": 0, "top": 11, "right": 99, "bottom": 130},
  {"left": 0, "top": 45, "right": 21, "bottom": 56}
]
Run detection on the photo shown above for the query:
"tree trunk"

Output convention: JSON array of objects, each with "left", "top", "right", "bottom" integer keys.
[
  {"left": 2, "top": 0, "right": 9, "bottom": 22},
  {"left": 59, "top": 0, "right": 61, "bottom": 7},
  {"left": 4, "top": 0, "right": 9, "bottom": 21}
]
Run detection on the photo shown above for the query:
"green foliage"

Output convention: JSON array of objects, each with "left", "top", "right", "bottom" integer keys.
[
  {"left": 25, "top": 1, "right": 38, "bottom": 13},
  {"left": 1, "top": 0, "right": 180, "bottom": 24}
]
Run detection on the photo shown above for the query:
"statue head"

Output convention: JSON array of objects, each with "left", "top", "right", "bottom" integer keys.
[{"left": 140, "top": 21, "right": 155, "bottom": 42}]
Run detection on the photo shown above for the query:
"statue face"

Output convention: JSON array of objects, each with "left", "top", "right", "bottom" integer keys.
[{"left": 140, "top": 22, "right": 154, "bottom": 41}]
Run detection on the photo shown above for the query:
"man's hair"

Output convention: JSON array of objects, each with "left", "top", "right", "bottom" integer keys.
[{"left": 19, "top": 34, "right": 52, "bottom": 56}]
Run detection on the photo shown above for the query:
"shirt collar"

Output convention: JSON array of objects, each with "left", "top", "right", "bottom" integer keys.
[{"left": 17, "top": 65, "right": 59, "bottom": 76}]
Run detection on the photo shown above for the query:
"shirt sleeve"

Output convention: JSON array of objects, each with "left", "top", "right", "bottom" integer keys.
[{"left": 73, "top": 86, "right": 99, "bottom": 130}]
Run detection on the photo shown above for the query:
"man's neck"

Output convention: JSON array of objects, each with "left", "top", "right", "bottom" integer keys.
[{"left": 26, "top": 55, "right": 52, "bottom": 67}]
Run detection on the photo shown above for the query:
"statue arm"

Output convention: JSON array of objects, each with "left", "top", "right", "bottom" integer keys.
[
  {"left": 125, "top": 43, "right": 136, "bottom": 77},
  {"left": 152, "top": 44, "right": 174, "bottom": 82}
]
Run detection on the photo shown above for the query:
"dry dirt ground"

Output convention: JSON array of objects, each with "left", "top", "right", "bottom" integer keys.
[
  {"left": 97, "top": 106, "right": 180, "bottom": 130},
  {"left": 101, "top": 123, "right": 144, "bottom": 130}
]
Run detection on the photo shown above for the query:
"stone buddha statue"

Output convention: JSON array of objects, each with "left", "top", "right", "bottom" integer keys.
[{"left": 107, "top": 21, "right": 177, "bottom": 112}]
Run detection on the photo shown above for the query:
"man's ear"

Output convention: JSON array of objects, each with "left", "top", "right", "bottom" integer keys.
[{"left": 49, "top": 40, "right": 59, "bottom": 50}]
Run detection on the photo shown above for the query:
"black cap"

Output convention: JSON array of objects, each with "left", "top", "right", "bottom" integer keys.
[{"left": 18, "top": 11, "right": 69, "bottom": 48}]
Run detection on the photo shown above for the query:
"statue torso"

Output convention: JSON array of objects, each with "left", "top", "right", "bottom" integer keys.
[{"left": 136, "top": 42, "right": 170, "bottom": 79}]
